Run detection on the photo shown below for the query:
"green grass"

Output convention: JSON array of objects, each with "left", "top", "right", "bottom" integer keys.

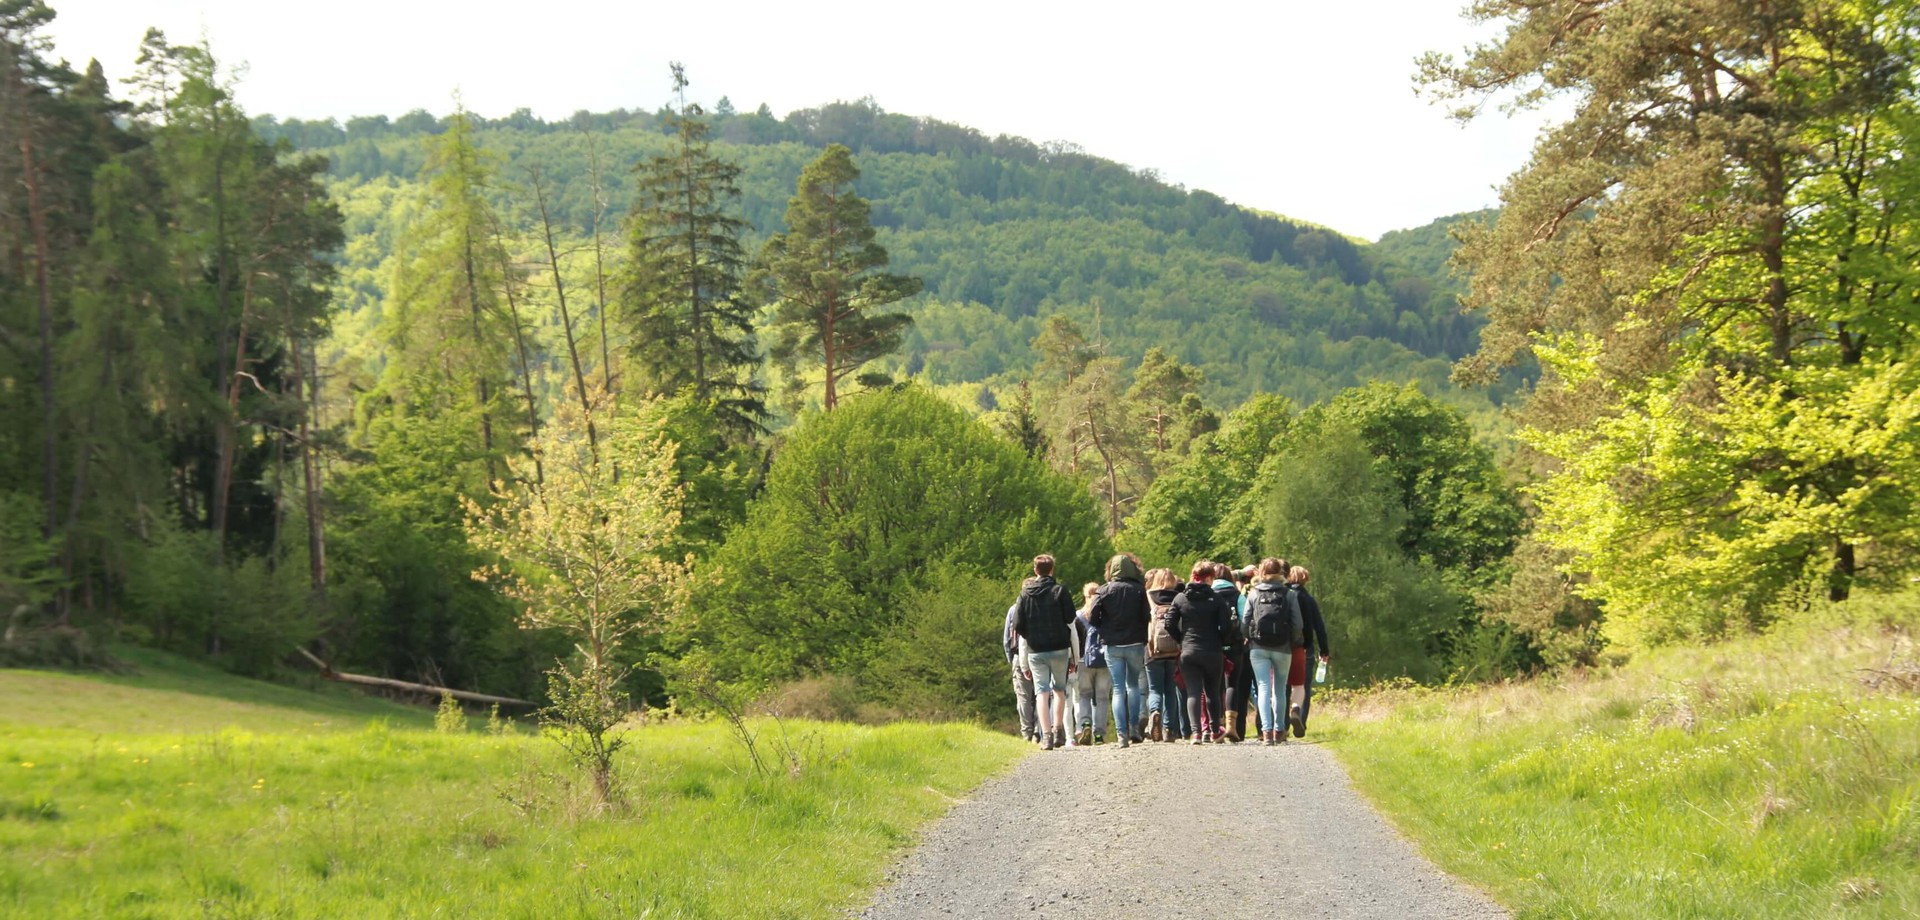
[
  {"left": 1325, "top": 595, "right": 1920, "bottom": 919},
  {"left": 0, "top": 650, "right": 1027, "bottom": 918}
]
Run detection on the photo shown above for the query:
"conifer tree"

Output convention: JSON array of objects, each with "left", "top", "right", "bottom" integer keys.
[
  {"left": 759, "top": 143, "right": 921, "bottom": 411},
  {"left": 620, "top": 64, "right": 765, "bottom": 435},
  {"left": 376, "top": 108, "right": 515, "bottom": 483}
]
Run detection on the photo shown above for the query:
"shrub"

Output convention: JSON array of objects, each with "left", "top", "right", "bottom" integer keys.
[
  {"left": 684, "top": 386, "right": 1108, "bottom": 685},
  {"left": 866, "top": 572, "right": 1014, "bottom": 722}
]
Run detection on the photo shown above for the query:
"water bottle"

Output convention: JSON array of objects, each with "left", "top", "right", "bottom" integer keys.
[{"left": 1314, "top": 660, "right": 1328, "bottom": 685}]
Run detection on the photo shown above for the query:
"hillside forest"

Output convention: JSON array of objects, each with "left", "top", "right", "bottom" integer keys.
[{"left": 5, "top": 0, "right": 1920, "bottom": 735}]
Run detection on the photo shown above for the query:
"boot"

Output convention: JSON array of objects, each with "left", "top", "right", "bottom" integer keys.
[
  {"left": 1225, "top": 711, "right": 1243, "bottom": 743},
  {"left": 1147, "top": 710, "right": 1163, "bottom": 742}
]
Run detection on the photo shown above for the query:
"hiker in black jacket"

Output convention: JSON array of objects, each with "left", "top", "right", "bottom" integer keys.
[
  {"left": 1213, "top": 563, "right": 1250, "bottom": 742},
  {"left": 1289, "top": 566, "right": 1330, "bottom": 738},
  {"left": 1013, "top": 554, "right": 1078, "bottom": 750},
  {"left": 1168, "top": 561, "right": 1232, "bottom": 744},
  {"left": 1088, "top": 553, "right": 1150, "bottom": 748}
]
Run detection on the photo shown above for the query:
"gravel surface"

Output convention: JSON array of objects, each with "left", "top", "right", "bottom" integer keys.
[{"left": 857, "top": 738, "right": 1508, "bottom": 920}]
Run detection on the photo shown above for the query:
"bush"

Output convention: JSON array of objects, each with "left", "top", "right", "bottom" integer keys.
[
  {"left": 756, "top": 676, "right": 868, "bottom": 722},
  {"left": 684, "top": 386, "right": 1108, "bottom": 685},
  {"left": 865, "top": 572, "right": 1014, "bottom": 722}
]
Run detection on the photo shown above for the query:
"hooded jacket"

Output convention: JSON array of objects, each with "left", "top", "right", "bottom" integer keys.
[
  {"left": 1014, "top": 575, "right": 1077, "bottom": 653},
  {"left": 1088, "top": 554, "right": 1150, "bottom": 648},
  {"left": 1168, "top": 581, "right": 1231, "bottom": 656}
]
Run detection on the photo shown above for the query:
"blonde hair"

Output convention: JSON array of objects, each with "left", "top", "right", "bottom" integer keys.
[
  {"left": 1256, "top": 557, "right": 1286, "bottom": 581},
  {"left": 1082, "top": 582, "right": 1102, "bottom": 612},
  {"left": 1288, "top": 565, "right": 1309, "bottom": 585},
  {"left": 1145, "top": 567, "right": 1179, "bottom": 591}
]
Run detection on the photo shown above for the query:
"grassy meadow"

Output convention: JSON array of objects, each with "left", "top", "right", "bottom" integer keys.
[
  {"left": 1325, "top": 595, "right": 1920, "bottom": 919},
  {"left": 0, "top": 650, "right": 1026, "bottom": 918}
]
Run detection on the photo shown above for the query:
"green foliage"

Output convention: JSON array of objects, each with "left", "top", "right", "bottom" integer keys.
[
  {"left": 1431, "top": 0, "right": 1920, "bottom": 639},
  {"left": 865, "top": 572, "right": 1013, "bottom": 721},
  {"left": 1302, "top": 383, "right": 1522, "bottom": 586},
  {"left": 0, "top": 492, "right": 59, "bottom": 618},
  {"left": 684, "top": 386, "right": 1108, "bottom": 685},
  {"left": 328, "top": 390, "right": 542, "bottom": 696},
  {"left": 1262, "top": 427, "right": 1460, "bottom": 682},
  {"left": 760, "top": 144, "right": 922, "bottom": 411}
]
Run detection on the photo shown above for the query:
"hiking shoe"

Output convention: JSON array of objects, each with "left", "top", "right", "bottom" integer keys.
[
  {"left": 1146, "top": 711, "right": 1162, "bottom": 741},
  {"left": 1116, "top": 736, "right": 1128, "bottom": 749}
]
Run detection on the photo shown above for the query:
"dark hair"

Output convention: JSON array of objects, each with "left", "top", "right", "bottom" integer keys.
[
  {"left": 1033, "top": 554, "right": 1055, "bottom": 577},
  {"left": 1190, "top": 561, "right": 1212, "bottom": 583}
]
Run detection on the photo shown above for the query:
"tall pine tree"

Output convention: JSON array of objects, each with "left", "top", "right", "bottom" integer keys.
[
  {"left": 619, "top": 64, "right": 765, "bottom": 435},
  {"left": 758, "top": 143, "right": 921, "bottom": 411}
]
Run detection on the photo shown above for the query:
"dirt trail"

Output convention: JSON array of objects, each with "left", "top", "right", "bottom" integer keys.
[{"left": 857, "top": 739, "right": 1507, "bottom": 920}]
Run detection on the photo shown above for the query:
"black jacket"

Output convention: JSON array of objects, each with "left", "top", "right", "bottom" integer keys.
[
  {"left": 1013, "top": 575, "right": 1077, "bottom": 653},
  {"left": 1089, "top": 578, "right": 1150, "bottom": 647},
  {"left": 1168, "top": 582, "right": 1231, "bottom": 656},
  {"left": 1296, "top": 585, "right": 1330, "bottom": 659}
]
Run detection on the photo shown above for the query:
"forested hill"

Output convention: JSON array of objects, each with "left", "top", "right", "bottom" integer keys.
[{"left": 260, "top": 100, "right": 1498, "bottom": 409}]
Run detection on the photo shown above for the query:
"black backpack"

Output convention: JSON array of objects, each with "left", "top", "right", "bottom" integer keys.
[{"left": 1249, "top": 584, "right": 1303, "bottom": 649}]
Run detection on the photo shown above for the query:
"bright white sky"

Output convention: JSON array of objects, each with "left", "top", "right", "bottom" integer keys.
[{"left": 49, "top": 0, "right": 1553, "bottom": 240}]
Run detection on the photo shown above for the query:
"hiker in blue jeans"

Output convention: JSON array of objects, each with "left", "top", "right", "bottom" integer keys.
[
  {"left": 1088, "top": 553, "right": 1150, "bottom": 747},
  {"left": 1012, "top": 554, "right": 1079, "bottom": 750},
  {"left": 1242, "top": 558, "right": 1295, "bottom": 745},
  {"left": 1141, "top": 567, "right": 1186, "bottom": 741}
]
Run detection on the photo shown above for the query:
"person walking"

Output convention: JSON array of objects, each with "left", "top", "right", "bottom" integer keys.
[
  {"left": 1013, "top": 554, "right": 1078, "bottom": 750},
  {"left": 1169, "top": 561, "right": 1231, "bottom": 744},
  {"left": 1243, "top": 558, "right": 1297, "bottom": 745},
  {"left": 1088, "top": 554, "right": 1150, "bottom": 748},
  {"left": 1142, "top": 567, "right": 1185, "bottom": 742},
  {"left": 1072, "top": 584, "right": 1111, "bottom": 745},
  {"left": 1213, "top": 563, "right": 1250, "bottom": 742},
  {"left": 1288, "top": 565, "right": 1330, "bottom": 738},
  {"left": 1004, "top": 602, "right": 1038, "bottom": 743}
]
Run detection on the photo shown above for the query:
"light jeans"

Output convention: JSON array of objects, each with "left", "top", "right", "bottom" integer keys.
[
  {"left": 1248, "top": 646, "right": 1293, "bottom": 734},
  {"left": 1104, "top": 643, "right": 1147, "bottom": 739},
  {"left": 1146, "top": 657, "right": 1185, "bottom": 737},
  {"left": 1029, "top": 649, "right": 1070, "bottom": 697},
  {"left": 1073, "top": 667, "right": 1112, "bottom": 736}
]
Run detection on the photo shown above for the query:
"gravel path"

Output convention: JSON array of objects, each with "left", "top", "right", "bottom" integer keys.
[{"left": 857, "top": 738, "right": 1507, "bottom": 920}]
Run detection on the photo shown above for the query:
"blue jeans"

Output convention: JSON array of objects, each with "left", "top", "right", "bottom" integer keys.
[
  {"left": 1029, "top": 649, "right": 1070, "bottom": 697},
  {"left": 1247, "top": 646, "right": 1292, "bottom": 734},
  {"left": 1145, "top": 657, "right": 1183, "bottom": 735},
  {"left": 1105, "top": 644, "right": 1146, "bottom": 739}
]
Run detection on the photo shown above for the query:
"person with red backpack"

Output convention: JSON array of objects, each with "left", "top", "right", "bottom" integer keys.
[{"left": 1141, "top": 567, "right": 1186, "bottom": 741}]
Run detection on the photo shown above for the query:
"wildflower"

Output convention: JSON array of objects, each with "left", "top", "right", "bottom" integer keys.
[{"left": 19, "top": 762, "right": 33, "bottom": 769}]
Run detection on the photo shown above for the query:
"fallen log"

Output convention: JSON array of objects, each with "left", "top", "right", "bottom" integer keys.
[{"left": 295, "top": 646, "right": 537, "bottom": 709}]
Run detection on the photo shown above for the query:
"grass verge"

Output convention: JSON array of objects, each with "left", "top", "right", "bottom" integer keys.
[
  {"left": 1325, "top": 594, "right": 1920, "bottom": 919},
  {"left": 0, "top": 650, "right": 1026, "bottom": 918}
]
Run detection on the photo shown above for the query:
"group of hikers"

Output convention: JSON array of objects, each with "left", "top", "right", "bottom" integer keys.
[{"left": 1003, "top": 553, "right": 1329, "bottom": 748}]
